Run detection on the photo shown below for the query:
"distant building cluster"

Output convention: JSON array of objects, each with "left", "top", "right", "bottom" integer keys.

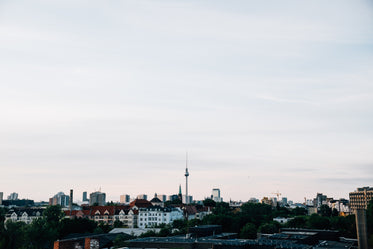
[{"left": 3, "top": 185, "right": 373, "bottom": 234}]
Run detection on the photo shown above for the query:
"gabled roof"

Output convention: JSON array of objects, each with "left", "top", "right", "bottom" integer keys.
[
  {"left": 114, "top": 206, "right": 130, "bottom": 215},
  {"left": 64, "top": 210, "right": 92, "bottom": 216},
  {"left": 150, "top": 197, "right": 162, "bottom": 203},
  {"left": 185, "top": 205, "right": 198, "bottom": 215},
  {"left": 6, "top": 208, "right": 44, "bottom": 217},
  {"left": 91, "top": 206, "right": 115, "bottom": 215},
  {"left": 129, "top": 199, "right": 152, "bottom": 208}
]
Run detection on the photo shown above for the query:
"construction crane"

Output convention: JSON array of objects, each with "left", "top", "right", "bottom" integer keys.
[{"left": 271, "top": 191, "right": 282, "bottom": 200}]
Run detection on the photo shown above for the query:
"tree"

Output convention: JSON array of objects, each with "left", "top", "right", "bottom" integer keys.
[
  {"left": 114, "top": 220, "right": 123, "bottom": 228},
  {"left": 239, "top": 223, "right": 257, "bottom": 239},
  {"left": 2, "top": 220, "right": 28, "bottom": 249},
  {"left": 113, "top": 234, "right": 132, "bottom": 248},
  {"left": 319, "top": 205, "right": 332, "bottom": 217},
  {"left": 287, "top": 216, "right": 306, "bottom": 228},
  {"left": 331, "top": 208, "right": 339, "bottom": 217},
  {"left": 259, "top": 222, "right": 280, "bottom": 234},
  {"left": 273, "top": 206, "right": 290, "bottom": 218},
  {"left": 172, "top": 219, "right": 187, "bottom": 231},
  {"left": 291, "top": 207, "right": 307, "bottom": 216},
  {"left": 203, "top": 199, "right": 216, "bottom": 207},
  {"left": 59, "top": 218, "right": 97, "bottom": 238},
  {"left": 159, "top": 226, "right": 172, "bottom": 237},
  {"left": 96, "top": 222, "right": 111, "bottom": 233},
  {"left": 307, "top": 214, "right": 330, "bottom": 229},
  {"left": 26, "top": 217, "right": 59, "bottom": 248},
  {"left": 330, "top": 215, "right": 356, "bottom": 238},
  {"left": 43, "top": 205, "right": 64, "bottom": 226},
  {"left": 240, "top": 202, "right": 272, "bottom": 227},
  {"left": 213, "top": 202, "right": 230, "bottom": 215}
]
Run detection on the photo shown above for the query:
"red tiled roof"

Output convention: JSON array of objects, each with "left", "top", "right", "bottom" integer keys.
[
  {"left": 91, "top": 206, "right": 115, "bottom": 215},
  {"left": 185, "top": 205, "right": 198, "bottom": 215},
  {"left": 129, "top": 199, "right": 152, "bottom": 208}
]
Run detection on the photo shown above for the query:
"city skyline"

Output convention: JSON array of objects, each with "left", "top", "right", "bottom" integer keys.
[{"left": 1, "top": 0, "right": 372, "bottom": 202}]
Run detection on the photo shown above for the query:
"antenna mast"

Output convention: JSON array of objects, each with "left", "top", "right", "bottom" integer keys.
[{"left": 185, "top": 152, "right": 189, "bottom": 205}]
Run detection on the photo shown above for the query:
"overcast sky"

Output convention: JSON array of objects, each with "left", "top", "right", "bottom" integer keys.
[{"left": 1, "top": 0, "right": 372, "bottom": 203}]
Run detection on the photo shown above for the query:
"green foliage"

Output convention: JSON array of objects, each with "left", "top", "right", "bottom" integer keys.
[
  {"left": 26, "top": 217, "right": 58, "bottom": 249},
  {"left": 330, "top": 215, "right": 356, "bottom": 238},
  {"left": 113, "top": 234, "right": 131, "bottom": 248},
  {"left": 331, "top": 208, "right": 339, "bottom": 217},
  {"left": 59, "top": 218, "right": 97, "bottom": 238},
  {"left": 203, "top": 199, "right": 216, "bottom": 207},
  {"left": 213, "top": 202, "right": 230, "bottom": 215},
  {"left": 291, "top": 207, "right": 307, "bottom": 216},
  {"left": 286, "top": 216, "right": 307, "bottom": 228},
  {"left": 106, "top": 201, "right": 119, "bottom": 206},
  {"left": 188, "top": 218, "right": 202, "bottom": 227},
  {"left": 306, "top": 214, "right": 330, "bottom": 229},
  {"left": 368, "top": 234, "right": 373, "bottom": 249},
  {"left": 43, "top": 205, "right": 64, "bottom": 225},
  {"left": 96, "top": 222, "right": 112, "bottom": 233},
  {"left": 139, "top": 230, "right": 157, "bottom": 238},
  {"left": 0, "top": 207, "right": 6, "bottom": 224},
  {"left": 240, "top": 202, "right": 272, "bottom": 227},
  {"left": 172, "top": 219, "right": 187, "bottom": 230},
  {"left": 319, "top": 205, "right": 332, "bottom": 217},
  {"left": 240, "top": 223, "right": 257, "bottom": 239},
  {"left": 2, "top": 220, "right": 28, "bottom": 249},
  {"left": 203, "top": 214, "right": 235, "bottom": 232},
  {"left": 273, "top": 206, "right": 291, "bottom": 218},
  {"left": 258, "top": 221, "right": 280, "bottom": 234},
  {"left": 159, "top": 226, "right": 172, "bottom": 237},
  {"left": 113, "top": 220, "right": 123, "bottom": 228}
]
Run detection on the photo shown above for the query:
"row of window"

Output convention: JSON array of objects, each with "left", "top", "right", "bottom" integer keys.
[
  {"left": 139, "top": 218, "right": 166, "bottom": 222},
  {"left": 139, "top": 213, "right": 167, "bottom": 216}
]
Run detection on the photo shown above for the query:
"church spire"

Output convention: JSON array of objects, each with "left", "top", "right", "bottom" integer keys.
[{"left": 178, "top": 184, "right": 182, "bottom": 200}]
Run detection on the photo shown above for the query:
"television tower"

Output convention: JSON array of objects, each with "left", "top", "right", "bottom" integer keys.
[{"left": 185, "top": 152, "right": 189, "bottom": 205}]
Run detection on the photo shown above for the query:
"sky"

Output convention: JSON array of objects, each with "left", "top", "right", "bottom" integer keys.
[{"left": 0, "top": 0, "right": 373, "bottom": 203}]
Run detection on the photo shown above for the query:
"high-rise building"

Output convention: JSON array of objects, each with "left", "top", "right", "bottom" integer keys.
[
  {"left": 136, "top": 194, "right": 147, "bottom": 200},
  {"left": 89, "top": 191, "right": 106, "bottom": 206},
  {"left": 168, "top": 194, "right": 179, "bottom": 201},
  {"left": 212, "top": 188, "right": 223, "bottom": 202},
  {"left": 349, "top": 187, "right": 373, "bottom": 211},
  {"left": 270, "top": 197, "right": 278, "bottom": 207},
  {"left": 281, "top": 197, "right": 288, "bottom": 205},
  {"left": 182, "top": 195, "right": 193, "bottom": 204},
  {"left": 157, "top": 194, "right": 167, "bottom": 202},
  {"left": 120, "top": 194, "right": 130, "bottom": 204},
  {"left": 7, "top": 192, "right": 18, "bottom": 200},
  {"left": 350, "top": 187, "right": 373, "bottom": 249},
  {"left": 82, "top": 191, "right": 88, "bottom": 202},
  {"left": 49, "top": 192, "right": 70, "bottom": 207},
  {"left": 314, "top": 193, "right": 327, "bottom": 208}
]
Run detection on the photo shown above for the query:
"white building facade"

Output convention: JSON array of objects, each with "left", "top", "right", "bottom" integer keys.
[{"left": 138, "top": 206, "right": 183, "bottom": 228}]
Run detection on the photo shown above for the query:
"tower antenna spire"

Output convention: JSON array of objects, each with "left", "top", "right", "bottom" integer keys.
[{"left": 185, "top": 152, "right": 189, "bottom": 205}]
